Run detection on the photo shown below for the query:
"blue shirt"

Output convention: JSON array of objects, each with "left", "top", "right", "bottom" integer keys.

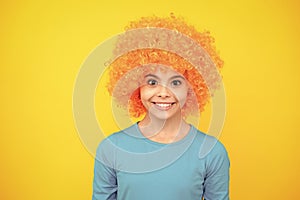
[{"left": 92, "top": 123, "right": 230, "bottom": 200}]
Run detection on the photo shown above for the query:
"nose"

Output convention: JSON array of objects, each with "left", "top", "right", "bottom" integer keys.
[{"left": 156, "top": 85, "right": 171, "bottom": 98}]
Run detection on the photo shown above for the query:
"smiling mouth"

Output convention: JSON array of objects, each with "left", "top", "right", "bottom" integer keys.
[{"left": 152, "top": 102, "right": 176, "bottom": 110}]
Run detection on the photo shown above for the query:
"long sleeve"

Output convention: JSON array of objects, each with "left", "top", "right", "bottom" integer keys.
[
  {"left": 92, "top": 139, "right": 118, "bottom": 200},
  {"left": 203, "top": 142, "right": 230, "bottom": 200}
]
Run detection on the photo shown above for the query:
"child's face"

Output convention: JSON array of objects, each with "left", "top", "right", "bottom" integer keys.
[{"left": 140, "top": 67, "right": 189, "bottom": 120}]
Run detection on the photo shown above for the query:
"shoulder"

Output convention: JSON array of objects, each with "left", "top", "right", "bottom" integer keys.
[
  {"left": 96, "top": 123, "right": 140, "bottom": 152},
  {"left": 108, "top": 123, "right": 139, "bottom": 140},
  {"left": 192, "top": 127, "right": 228, "bottom": 160},
  {"left": 95, "top": 124, "right": 139, "bottom": 165}
]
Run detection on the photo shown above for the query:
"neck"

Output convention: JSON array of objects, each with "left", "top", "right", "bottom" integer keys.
[{"left": 138, "top": 112, "right": 190, "bottom": 143}]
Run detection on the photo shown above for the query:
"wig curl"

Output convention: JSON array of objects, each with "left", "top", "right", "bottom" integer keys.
[{"left": 107, "top": 14, "right": 224, "bottom": 118}]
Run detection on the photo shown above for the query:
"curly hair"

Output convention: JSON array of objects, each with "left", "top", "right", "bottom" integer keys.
[{"left": 107, "top": 14, "right": 223, "bottom": 118}]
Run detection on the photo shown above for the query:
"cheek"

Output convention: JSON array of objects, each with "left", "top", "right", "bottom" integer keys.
[
  {"left": 172, "top": 90, "right": 188, "bottom": 106},
  {"left": 139, "top": 87, "right": 153, "bottom": 103}
]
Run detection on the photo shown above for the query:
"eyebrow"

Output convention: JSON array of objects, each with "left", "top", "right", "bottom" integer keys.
[{"left": 144, "top": 74, "right": 185, "bottom": 80}]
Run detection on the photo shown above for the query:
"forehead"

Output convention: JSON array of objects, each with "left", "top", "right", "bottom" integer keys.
[{"left": 143, "top": 65, "right": 184, "bottom": 78}]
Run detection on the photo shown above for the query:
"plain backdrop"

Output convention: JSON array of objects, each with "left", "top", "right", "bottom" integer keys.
[{"left": 1, "top": 0, "right": 300, "bottom": 199}]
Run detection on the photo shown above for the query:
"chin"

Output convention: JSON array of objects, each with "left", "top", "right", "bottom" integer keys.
[{"left": 148, "top": 110, "right": 182, "bottom": 121}]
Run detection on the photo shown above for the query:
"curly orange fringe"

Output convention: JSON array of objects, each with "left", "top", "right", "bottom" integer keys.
[{"left": 107, "top": 14, "right": 224, "bottom": 118}]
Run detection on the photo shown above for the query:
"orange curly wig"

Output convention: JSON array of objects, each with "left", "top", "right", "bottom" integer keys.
[{"left": 107, "top": 14, "right": 224, "bottom": 118}]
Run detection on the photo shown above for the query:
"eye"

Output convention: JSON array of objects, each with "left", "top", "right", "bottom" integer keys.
[
  {"left": 147, "top": 79, "right": 158, "bottom": 86},
  {"left": 171, "top": 80, "right": 182, "bottom": 86}
]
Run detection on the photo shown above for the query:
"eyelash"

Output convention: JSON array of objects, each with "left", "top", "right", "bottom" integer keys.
[
  {"left": 147, "top": 79, "right": 158, "bottom": 86},
  {"left": 146, "top": 79, "right": 182, "bottom": 87},
  {"left": 171, "top": 80, "right": 181, "bottom": 86}
]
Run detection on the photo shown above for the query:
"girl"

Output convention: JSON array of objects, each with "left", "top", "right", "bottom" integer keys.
[{"left": 92, "top": 15, "right": 230, "bottom": 200}]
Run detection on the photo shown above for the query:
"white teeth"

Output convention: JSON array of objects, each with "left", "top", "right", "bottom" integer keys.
[{"left": 156, "top": 103, "right": 172, "bottom": 107}]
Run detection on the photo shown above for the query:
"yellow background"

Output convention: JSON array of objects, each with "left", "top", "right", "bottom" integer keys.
[{"left": 1, "top": 0, "right": 300, "bottom": 199}]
